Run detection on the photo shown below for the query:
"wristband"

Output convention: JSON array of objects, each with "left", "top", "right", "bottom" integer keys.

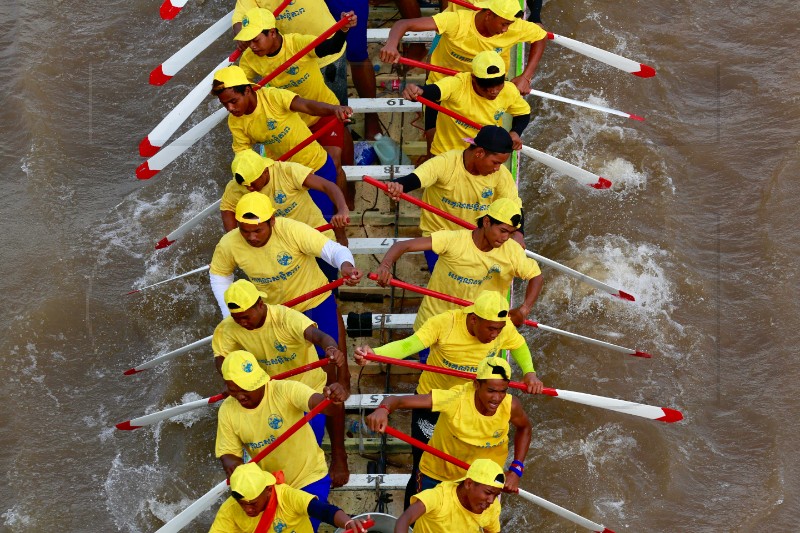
[
  {"left": 378, "top": 404, "right": 391, "bottom": 413},
  {"left": 511, "top": 460, "right": 525, "bottom": 470},
  {"left": 508, "top": 466, "right": 523, "bottom": 478}
]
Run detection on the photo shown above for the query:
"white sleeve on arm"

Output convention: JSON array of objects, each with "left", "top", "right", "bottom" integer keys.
[
  {"left": 320, "top": 240, "right": 355, "bottom": 270},
  {"left": 210, "top": 273, "right": 235, "bottom": 318}
]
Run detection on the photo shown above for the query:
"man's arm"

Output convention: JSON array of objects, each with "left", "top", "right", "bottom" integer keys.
[
  {"left": 353, "top": 335, "right": 428, "bottom": 365},
  {"left": 365, "top": 393, "right": 433, "bottom": 432},
  {"left": 379, "top": 17, "right": 439, "bottom": 63},
  {"left": 219, "top": 454, "right": 244, "bottom": 479},
  {"left": 303, "top": 173, "right": 350, "bottom": 228},
  {"left": 374, "top": 236, "right": 433, "bottom": 286},
  {"left": 511, "top": 37, "right": 547, "bottom": 94},
  {"left": 395, "top": 501, "right": 427, "bottom": 533},
  {"left": 504, "top": 396, "right": 532, "bottom": 493},
  {"left": 289, "top": 96, "right": 353, "bottom": 122},
  {"left": 209, "top": 273, "right": 235, "bottom": 318},
  {"left": 221, "top": 210, "right": 238, "bottom": 232},
  {"left": 509, "top": 273, "right": 543, "bottom": 327}
]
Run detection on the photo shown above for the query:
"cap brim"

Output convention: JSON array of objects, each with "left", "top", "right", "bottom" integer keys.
[{"left": 234, "top": 26, "right": 263, "bottom": 41}]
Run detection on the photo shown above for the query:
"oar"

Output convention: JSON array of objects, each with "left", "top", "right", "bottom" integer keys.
[
  {"left": 150, "top": 11, "right": 234, "bottom": 86},
  {"left": 445, "top": 0, "right": 655, "bottom": 77},
  {"left": 116, "top": 358, "right": 331, "bottom": 430},
  {"left": 136, "top": 14, "right": 352, "bottom": 179},
  {"left": 159, "top": 0, "right": 190, "bottom": 20},
  {"left": 412, "top": 97, "right": 613, "bottom": 189},
  {"left": 398, "top": 57, "right": 643, "bottom": 121},
  {"left": 361, "top": 176, "right": 634, "bottom": 301},
  {"left": 154, "top": 398, "right": 332, "bottom": 533},
  {"left": 384, "top": 425, "right": 616, "bottom": 532},
  {"left": 142, "top": 0, "right": 295, "bottom": 155},
  {"left": 123, "top": 278, "right": 346, "bottom": 374},
  {"left": 126, "top": 265, "right": 210, "bottom": 295},
  {"left": 365, "top": 353, "right": 679, "bottom": 422},
  {"left": 367, "top": 273, "right": 651, "bottom": 358}
]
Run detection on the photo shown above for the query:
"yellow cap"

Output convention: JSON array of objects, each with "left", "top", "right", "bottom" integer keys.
[
  {"left": 476, "top": 356, "right": 512, "bottom": 380},
  {"left": 222, "top": 350, "right": 270, "bottom": 391},
  {"left": 213, "top": 65, "right": 253, "bottom": 90},
  {"left": 464, "top": 291, "right": 510, "bottom": 321},
  {"left": 485, "top": 197, "right": 522, "bottom": 228},
  {"left": 235, "top": 7, "right": 277, "bottom": 41},
  {"left": 224, "top": 279, "right": 267, "bottom": 314},
  {"left": 475, "top": 0, "right": 523, "bottom": 21},
  {"left": 235, "top": 191, "right": 276, "bottom": 224},
  {"left": 459, "top": 458, "right": 506, "bottom": 488},
  {"left": 230, "top": 463, "right": 277, "bottom": 500},
  {"left": 472, "top": 51, "right": 506, "bottom": 79},
  {"left": 232, "top": 150, "right": 275, "bottom": 186}
]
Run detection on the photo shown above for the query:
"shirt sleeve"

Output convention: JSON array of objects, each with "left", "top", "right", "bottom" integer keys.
[
  {"left": 220, "top": 181, "right": 243, "bottom": 213},
  {"left": 212, "top": 320, "right": 241, "bottom": 358},
  {"left": 413, "top": 152, "right": 448, "bottom": 189},
  {"left": 209, "top": 234, "right": 238, "bottom": 276},
  {"left": 430, "top": 230, "right": 457, "bottom": 256},
  {"left": 505, "top": 85, "right": 532, "bottom": 116},
  {"left": 215, "top": 402, "right": 244, "bottom": 458},
  {"left": 279, "top": 305, "right": 316, "bottom": 339},
  {"left": 414, "top": 312, "right": 450, "bottom": 348},
  {"left": 434, "top": 75, "right": 463, "bottom": 104},
  {"left": 238, "top": 52, "right": 259, "bottom": 84},
  {"left": 229, "top": 116, "right": 255, "bottom": 154},
  {"left": 279, "top": 380, "right": 317, "bottom": 412},
  {"left": 280, "top": 161, "right": 314, "bottom": 193},
  {"left": 411, "top": 485, "right": 443, "bottom": 517},
  {"left": 267, "top": 87, "right": 299, "bottom": 114},
  {"left": 431, "top": 12, "right": 458, "bottom": 36},
  {"left": 515, "top": 19, "right": 548, "bottom": 43},
  {"left": 431, "top": 387, "right": 461, "bottom": 415},
  {"left": 209, "top": 498, "right": 243, "bottom": 533}
]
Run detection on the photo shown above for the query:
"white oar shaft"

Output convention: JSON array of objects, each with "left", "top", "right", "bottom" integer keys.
[
  {"left": 124, "top": 335, "right": 212, "bottom": 374},
  {"left": 117, "top": 394, "right": 223, "bottom": 429},
  {"left": 529, "top": 90, "right": 642, "bottom": 121},
  {"left": 518, "top": 489, "right": 609, "bottom": 532},
  {"left": 128, "top": 265, "right": 210, "bottom": 294},
  {"left": 551, "top": 388, "right": 682, "bottom": 422},
  {"left": 523, "top": 249, "right": 634, "bottom": 301},
  {"left": 155, "top": 480, "right": 228, "bottom": 533},
  {"left": 520, "top": 145, "right": 611, "bottom": 189},
  {"left": 548, "top": 33, "right": 655, "bottom": 78},
  {"left": 156, "top": 200, "right": 222, "bottom": 249},
  {"left": 533, "top": 320, "right": 643, "bottom": 356},
  {"left": 151, "top": 11, "right": 233, "bottom": 84}
]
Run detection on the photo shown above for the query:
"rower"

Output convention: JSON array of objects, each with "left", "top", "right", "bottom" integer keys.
[
  {"left": 401, "top": 50, "right": 531, "bottom": 156},
  {"left": 233, "top": 7, "right": 356, "bottom": 210},
  {"left": 209, "top": 192, "right": 362, "bottom": 486},
  {"left": 212, "top": 65, "right": 351, "bottom": 227},
  {"left": 210, "top": 462, "right": 370, "bottom": 533},
  {"left": 353, "top": 290, "right": 542, "bottom": 507},
  {"left": 224, "top": 149, "right": 350, "bottom": 250},
  {"left": 374, "top": 197, "right": 543, "bottom": 331},
  {"left": 215, "top": 350, "right": 349, "bottom": 531},
  {"left": 393, "top": 459, "right": 504, "bottom": 533},
  {"left": 379, "top": 125, "right": 522, "bottom": 272},
  {"left": 366, "top": 356, "right": 533, "bottom": 501}
]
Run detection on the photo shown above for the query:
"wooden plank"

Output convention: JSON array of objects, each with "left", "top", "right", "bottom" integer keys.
[
  {"left": 367, "top": 29, "right": 436, "bottom": 43},
  {"left": 321, "top": 437, "right": 411, "bottom": 454},
  {"left": 342, "top": 314, "right": 416, "bottom": 331},
  {"left": 346, "top": 211, "right": 421, "bottom": 226},
  {"left": 344, "top": 393, "right": 413, "bottom": 409},
  {"left": 349, "top": 98, "right": 421, "bottom": 114},
  {"left": 343, "top": 164, "right": 416, "bottom": 181},
  {"left": 349, "top": 237, "right": 416, "bottom": 255},
  {"left": 333, "top": 473, "right": 411, "bottom": 491}
]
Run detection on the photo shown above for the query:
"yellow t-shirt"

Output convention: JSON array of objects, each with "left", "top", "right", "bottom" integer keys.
[
  {"left": 420, "top": 382, "right": 512, "bottom": 483},
  {"left": 411, "top": 481, "right": 501, "bottom": 533},
  {"left": 415, "top": 308, "right": 526, "bottom": 394},
  {"left": 220, "top": 159, "right": 335, "bottom": 239},
  {"left": 429, "top": 9, "right": 547, "bottom": 83},
  {"left": 413, "top": 229, "right": 541, "bottom": 329},
  {"left": 239, "top": 34, "right": 340, "bottom": 127},
  {"left": 209, "top": 217, "right": 332, "bottom": 312},
  {"left": 415, "top": 149, "right": 522, "bottom": 236},
  {"left": 430, "top": 73, "right": 530, "bottom": 156},
  {"left": 228, "top": 87, "right": 328, "bottom": 171},
  {"left": 215, "top": 379, "right": 328, "bottom": 488},
  {"left": 232, "top": 0, "right": 344, "bottom": 67},
  {"left": 212, "top": 304, "right": 327, "bottom": 392},
  {"left": 209, "top": 483, "right": 316, "bottom": 533}
]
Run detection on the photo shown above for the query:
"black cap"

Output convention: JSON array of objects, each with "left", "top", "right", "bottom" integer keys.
[{"left": 472, "top": 126, "right": 513, "bottom": 154}]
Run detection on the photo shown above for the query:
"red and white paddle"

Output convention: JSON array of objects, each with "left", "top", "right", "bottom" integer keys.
[{"left": 159, "top": 0, "right": 190, "bottom": 20}]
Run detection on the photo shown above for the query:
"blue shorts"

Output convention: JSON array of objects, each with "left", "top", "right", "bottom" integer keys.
[
  {"left": 309, "top": 154, "right": 337, "bottom": 221},
  {"left": 423, "top": 249, "right": 439, "bottom": 273},
  {"left": 308, "top": 411, "right": 327, "bottom": 446},
  {"left": 303, "top": 292, "right": 340, "bottom": 356},
  {"left": 300, "top": 473, "right": 332, "bottom": 532},
  {"left": 324, "top": 0, "right": 369, "bottom": 62}
]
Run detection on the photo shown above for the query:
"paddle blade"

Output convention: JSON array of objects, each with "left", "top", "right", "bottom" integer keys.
[
  {"left": 629, "top": 114, "right": 645, "bottom": 122},
  {"left": 601, "top": 529, "right": 617, "bottom": 533},
  {"left": 139, "top": 136, "right": 161, "bottom": 157},
  {"left": 155, "top": 237, "right": 175, "bottom": 250},
  {"left": 616, "top": 290, "right": 636, "bottom": 302},
  {"left": 633, "top": 351, "right": 652, "bottom": 358},
  {"left": 656, "top": 408, "right": 684, "bottom": 423},
  {"left": 123, "top": 367, "right": 143, "bottom": 375},
  {"left": 136, "top": 161, "right": 159, "bottom": 180},
  {"left": 149, "top": 65, "right": 172, "bottom": 86},
  {"left": 590, "top": 177, "right": 612, "bottom": 189},
  {"left": 115, "top": 421, "right": 141, "bottom": 431},
  {"left": 159, "top": 0, "right": 182, "bottom": 19},
  {"left": 633, "top": 64, "right": 656, "bottom": 78}
]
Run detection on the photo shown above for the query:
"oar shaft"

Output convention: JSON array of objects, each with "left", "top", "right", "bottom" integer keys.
[
  {"left": 416, "top": 96, "right": 483, "bottom": 130},
  {"left": 398, "top": 57, "right": 457, "bottom": 76},
  {"left": 277, "top": 118, "right": 339, "bottom": 162},
  {"left": 126, "top": 265, "right": 210, "bottom": 295}
]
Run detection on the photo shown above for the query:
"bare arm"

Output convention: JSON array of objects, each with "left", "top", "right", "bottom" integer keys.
[
  {"left": 365, "top": 393, "right": 433, "bottom": 432},
  {"left": 379, "top": 17, "right": 439, "bottom": 63},
  {"left": 289, "top": 96, "right": 353, "bottom": 122},
  {"left": 220, "top": 454, "right": 244, "bottom": 479},
  {"left": 221, "top": 210, "right": 237, "bottom": 232},
  {"left": 512, "top": 38, "right": 547, "bottom": 94},
  {"left": 395, "top": 501, "right": 427, "bottom": 532},
  {"left": 509, "top": 273, "right": 543, "bottom": 327},
  {"left": 375, "top": 237, "right": 433, "bottom": 286},
  {"left": 504, "top": 396, "right": 532, "bottom": 493},
  {"left": 303, "top": 172, "right": 350, "bottom": 228}
]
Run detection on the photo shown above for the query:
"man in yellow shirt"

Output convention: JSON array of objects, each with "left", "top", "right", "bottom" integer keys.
[
  {"left": 215, "top": 350, "right": 349, "bottom": 531},
  {"left": 379, "top": 125, "right": 521, "bottom": 272},
  {"left": 212, "top": 65, "right": 351, "bottom": 224},
  {"left": 234, "top": 7, "right": 356, "bottom": 210},
  {"left": 394, "top": 459, "right": 504, "bottom": 533},
  {"left": 214, "top": 279, "right": 351, "bottom": 485},
  {"left": 374, "top": 197, "right": 543, "bottom": 330},
  {"left": 366, "top": 356, "right": 532, "bottom": 503},
  {"left": 223, "top": 149, "right": 349, "bottom": 249},
  {"left": 210, "top": 462, "right": 370, "bottom": 533},
  {"left": 401, "top": 50, "right": 531, "bottom": 156},
  {"left": 354, "top": 290, "right": 541, "bottom": 507}
]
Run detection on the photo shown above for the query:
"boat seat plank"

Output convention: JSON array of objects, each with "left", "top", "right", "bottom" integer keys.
[
  {"left": 344, "top": 393, "right": 414, "bottom": 409},
  {"left": 333, "top": 473, "right": 412, "bottom": 491},
  {"left": 349, "top": 98, "right": 421, "bottom": 114},
  {"left": 366, "top": 29, "right": 436, "bottom": 43},
  {"left": 348, "top": 237, "right": 416, "bottom": 255},
  {"left": 343, "top": 165, "right": 416, "bottom": 181}
]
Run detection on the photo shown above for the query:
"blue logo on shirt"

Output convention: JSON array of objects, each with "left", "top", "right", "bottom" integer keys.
[
  {"left": 481, "top": 187, "right": 493, "bottom": 199},
  {"left": 493, "top": 110, "right": 504, "bottom": 121},
  {"left": 489, "top": 264, "right": 501, "bottom": 274},
  {"left": 273, "top": 519, "right": 288, "bottom": 533},
  {"left": 277, "top": 252, "right": 293, "bottom": 266},
  {"left": 274, "top": 190, "right": 287, "bottom": 204},
  {"left": 242, "top": 361, "right": 253, "bottom": 373},
  {"left": 287, "top": 65, "right": 299, "bottom": 76},
  {"left": 268, "top": 414, "right": 284, "bottom": 429},
  {"left": 494, "top": 47, "right": 502, "bottom": 53},
  {"left": 493, "top": 429, "right": 502, "bottom": 438},
  {"left": 274, "top": 341, "right": 287, "bottom": 353},
  {"left": 267, "top": 118, "right": 278, "bottom": 130}
]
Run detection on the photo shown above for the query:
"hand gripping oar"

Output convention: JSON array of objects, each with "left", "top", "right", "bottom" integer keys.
[
  {"left": 137, "top": 14, "right": 351, "bottom": 178},
  {"left": 411, "top": 97, "right": 613, "bottom": 189},
  {"left": 361, "top": 176, "right": 634, "bottom": 301},
  {"left": 154, "top": 398, "right": 332, "bottom": 533},
  {"left": 142, "top": 0, "right": 294, "bottom": 155},
  {"left": 123, "top": 278, "right": 346, "bottom": 374},
  {"left": 383, "top": 425, "right": 616, "bottom": 532},
  {"left": 398, "top": 57, "right": 643, "bottom": 121},
  {"left": 365, "top": 353, "right": 680, "bottom": 422},
  {"left": 367, "top": 273, "right": 650, "bottom": 358},
  {"left": 159, "top": 0, "right": 190, "bottom": 20},
  {"left": 116, "top": 358, "right": 331, "bottom": 430},
  {"left": 445, "top": 0, "right": 655, "bottom": 78}
]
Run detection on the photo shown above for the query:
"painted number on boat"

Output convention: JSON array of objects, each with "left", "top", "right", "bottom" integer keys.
[
  {"left": 380, "top": 238, "right": 402, "bottom": 245},
  {"left": 366, "top": 474, "right": 386, "bottom": 483},
  {"left": 385, "top": 99, "right": 406, "bottom": 106},
  {"left": 383, "top": 166, "right": 404, "bottom": 175}
]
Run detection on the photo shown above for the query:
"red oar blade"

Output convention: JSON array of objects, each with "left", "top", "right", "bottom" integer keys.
[
  {"left": 115, "top": 421, "right": 141, "bottom": 431},
  {"left": 139, "top": 136, "right": 161, "bottom": 158},
  {"left": 136, "top": 161, "right": 159, "bottom": 180},
  {"left": 159, "top": 0, "right": 184, "bottom": 19},
  {"left": 149, "top": 64, "right": 172, "bottom": 86},
  {"left": 633, "top": 64, "right": 656, "bottom": 78},
  {"left": 616, "top": 290, "right": 636, "bottom": 302},
  {"left": 656, "top": 407, "right": 684, "bottom": 423}
]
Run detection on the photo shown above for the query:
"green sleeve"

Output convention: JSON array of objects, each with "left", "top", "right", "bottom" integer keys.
[
  {"left": 373, "top": 335, "right": 427, "bottom": 359},
  {"left": 509, "top": 344, "right": 535, "bottom": 374}
]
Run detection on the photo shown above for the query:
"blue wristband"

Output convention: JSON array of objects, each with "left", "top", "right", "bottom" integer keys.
[
  {"left": 508, "top": 466, "right": 523, "bottom": 478},
  {"left": 511, "top": 460, "right": 525, "bottom": 470}
]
